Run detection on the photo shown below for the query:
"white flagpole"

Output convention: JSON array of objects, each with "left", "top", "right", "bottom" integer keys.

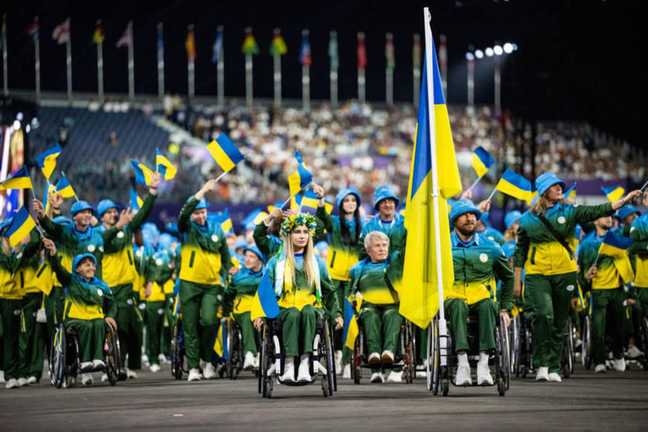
[
  {"left": 302, "top": 29, "right": 310, "bottom": 113},
  {"left": 66, "top": 22, "right": 72, "bottom": 102},
  {"left": 2, "top": 14, "right": 7, "bottom": 97},
  {"left": 97, "top": 24, "right": 104, "bottom": 104},
  {"left": 272, "top": 28, "right": 282, "bottom": 109},
  {"left": 157, "top": 23, "right": 164, "bottom": 101},
  {"left": 127, "top": 22, "right": 135, "bottom": 101},
  {"left": 423, "top": 7, "right": 448, "bottom": 363},
  {"left": 329, "top": 31, "right": 339, "bottom": 109},
  {"left": 34, "top": 18, "right": 41, "bottom": 104},
  {"left": 216, "top": 26, "right": 224, "bottom": 108}
]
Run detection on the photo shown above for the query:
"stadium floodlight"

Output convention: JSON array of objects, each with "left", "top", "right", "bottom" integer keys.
[
  {"left": 503, "top": 42, "right": 514, "bottom": 54},
  {"left": 493, "top": 45, "right": 503, "bottom": 56},
  {"left": 485, "top": 47, "right": 494, "bottom": 57},
  {"left": 475, "top": 49, "right": 484, "bottom": 59},
  {"left": 512, "top": 43, "right": 518, "bottom": 51},
  {"left": 12, "top": 120, "right": 20, "bottom": 130},
  {"left": 465, "top": 52, "right": 475, "bottom": 61}
]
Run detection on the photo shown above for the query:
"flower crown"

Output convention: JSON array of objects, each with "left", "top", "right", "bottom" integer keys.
[{"left": 280, "top": 213, "right": 318, "bottom": 238}]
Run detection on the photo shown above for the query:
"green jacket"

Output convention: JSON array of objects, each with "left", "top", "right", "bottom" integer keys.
[
  {"left": 359, "top": 214, "right": 407, "bottom": 282},
  {"left": 253, "top": 222, "right": 282, "bottom": 259},
  {"left": 316, "top": 206, "right": 363, "bottom": 282},
  {"left": 514, "top": 202, "right": 613, "bottom": 276},
  {"left": 348, "top": 253, "right": 401, "bottom": 305}
]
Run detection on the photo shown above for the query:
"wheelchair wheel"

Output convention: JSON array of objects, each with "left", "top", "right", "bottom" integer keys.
[
  {"left": 582, "top": 315, "right": 592, "bottom": 370},
  {"left": 496, "top": 323, "right": 510, "bottom": 396},
  {"left": 561, "top": 320, "right": 575, "bottom": 378},
  {"left": 402, "top": 322, "right": 416, "bottom": 384},
  {"left": 426, "top": 318, "right": 441, "bottom": 394},
  {"left": 320, "top": 322, "right": 335, "bottom": 397},
  {"left": 510, "top": 315, "right": 521, "bottom": 377},
  {"left": 105, "top": 325, "right": 123, "bottom": 386},
  {"left": 171, "top": 319, "right": 185, "bottom": 380},
  {"left": 226, "top": 320, "right": 243, "bottom": 380},
  {"left": 65, "top": 333, "right": 81, "bottom": 388},
  {"left": 352, "top": 332, "right": 362, "bottom": 385},
  {"left": 50, "top": 324, "right": 67, "bottom": 389},
  {"left": 260, "top": 324, "right": 274, "bottom": 399}
]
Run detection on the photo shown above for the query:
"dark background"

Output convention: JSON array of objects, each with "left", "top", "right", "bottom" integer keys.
[{"left": 0, "top": 0, "right": 642, "bottom": 145}]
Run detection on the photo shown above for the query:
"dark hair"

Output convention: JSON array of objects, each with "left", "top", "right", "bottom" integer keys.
[{"left": 339, "top": 194, "right": 361, "bottom": 245}]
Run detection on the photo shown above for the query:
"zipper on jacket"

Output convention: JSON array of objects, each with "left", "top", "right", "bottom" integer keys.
[
  {"left": 189, "top": 251, "right": 196, "bottom": 268},
  {"left": 530, "top": 247, "right": 536, "bottom": 265},
  {"left": 329, "top": 251, "right": 337, "bottom": 269},
  {"left": 127, "top": 250, "right": 133, "bottom": 265}
]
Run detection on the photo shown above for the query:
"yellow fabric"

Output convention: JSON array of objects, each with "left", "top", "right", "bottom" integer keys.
[
  {"left": 592, "top": 264, "right": 621, "bottom": 290},
  {"left": 51, "top": 253, "right": 72, "bottom": 287},
  {"left": 20, "top": 266, "right": 42, "bottom": 295},
  {"left": 179, "top": 245, "right": 223, "bottom": 285},
  {"left": 327, "top": 247, "right": 359, "bottom": 281},
  {"left": 233, "top": 294, "right": 255, "bottom": 314},
  {"left": 35, "top": 263, "right": 54, "bottom": 296},
  {"left": 102, "top": 247, "right": 136, "bottom": 287},
  {"left": 65, "top": 298, "right": 104, "bottom": 320},
  {"left": 524, "top": 241, "right": 577, "bottom": 275},
  {"left": 146, "top": 281, "right": 166, "bottom": 302},
  {"left": 278, "top": 289, "right": 319, "bottom": 311},
  {"left": 163, "top": 279, "right": 174, "bottom": 295},
  {"left": 634, "top": 256, "right": 648, "bottom": 287},
  {"left": 445, "top": 278, "right": 496, "bottom": 305},
  {"left": 362, "top": 289, "right": 398, "bottom": 305},
  {"left": 0, "top": 267, "right": 20, "bottom": 299}
]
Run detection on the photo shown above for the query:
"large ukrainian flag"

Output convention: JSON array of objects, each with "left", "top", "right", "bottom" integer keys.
[
  {"left": 399, "top": 21, "right": 462, "bottom": 329},
  {"left": 250, "top": 270, "right": 280, "bottom": 320}
]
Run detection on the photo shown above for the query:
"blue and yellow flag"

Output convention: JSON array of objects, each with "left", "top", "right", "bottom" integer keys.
[
  {"left": 342, "top": 297, "right": 359, "bottom": 350},
  {"left": 495, "top": 169, "right": 533, "bottom": 203},
  {"left": 42, "top": 181, "right": 56, "bottom": 214},
  {"left": 297, "top": 190, "right": 320, "bottom": 215},
  {"left": 471, "top": 146, "right": 495, "bottom": 178},
  {"left": 131, "top": 160, "right": 155, "bottom": 186},
  {"left": 399, "top": 31, "right": 462, "bottom": 329},
  {"left": 602, "top": 185, "right": 625, "bottom": 202},
  {"left": 288, "top": 151, "right": 313, "bottom": 196},
  {"left": 214, "top": 209, "right": 233, "bottom": 234},
  {"left": 155, "top": 148, "right": 177, "bottom": 181},
  {"left": 207, "top": 133, "right": 245, "bottom": 174},
  {"left": 250, "top": 271, "right": 280, "bottom": 320},
  {"left": 564, "top": 182, "right": 577, "bottom": 201},
  {"left": 34, "top": 144, "right": 62, "bottom": 180},
  {"left": 5, "top": 207, "right": 37, "bottom": 247},
  {"left": 599, "top": 231, "right": 634, "bottom": 283},
  {"left": 130, "top": 188, "right": 143, "bottom": 210},
  {"left": 0, "top": 167, "right": 33, "bottom": 191},
  {"left": 213, "top": 319, "right": 229, "bottom": 359},
  {"left": 55, "top": 174, "right": 76, "bottom": 199}
]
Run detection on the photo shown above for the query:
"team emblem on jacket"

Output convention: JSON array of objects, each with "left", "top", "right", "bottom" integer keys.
[
  {"left": 97, "top": 289, "right": 103, "bottom": 296},
  {"left": 566, "top": 284, "right": 575, "bottom": 292},
  {"left": 557, "top": 216, "right": 566, "bottom": 224},
  {"left": 156, "top": 259, "right": 163, "bottom": 266},
  {"left": 211, "top": 234, "right": 219, "bottom": 242},
  {"left": 117, "top": 231, "right": 125, "bottom": 239},
  {"left": 87, "top": 244, "right": 96, "bottom": 252},
  {"left": 479, "top": 253, "right": 489, "bottom": 263}
]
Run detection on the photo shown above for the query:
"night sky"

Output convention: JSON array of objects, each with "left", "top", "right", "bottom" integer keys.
[{"left": 0, "top": 0, "right": 642, "bottom": 145}]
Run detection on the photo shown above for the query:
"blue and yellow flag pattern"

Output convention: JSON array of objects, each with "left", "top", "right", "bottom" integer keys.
[
  {"left": 250, "top": 271, "right": 280, "bottom": 320},
  {"left": 56, "top": 174, "right": 76, "bottom": 199},
  {"left": 131, "top": 160, "right": 155, "bottom": 186},
  {"left": 6, "top": 207, "right": 37, "bottom": 247},
  {"left": 207, "top": 133, "right": 245, "bottom": 173},
  {"left": 471, "top": 146, "right": 495, "bottom": 178},
  {"left": 399, "top": 32, "right": 462, "bottom": 329},
  {"left": 342, "top": 297, "right": 359, "bottom": 350},
  {"left": 155, "top": 148, "right": 177, "bottom": 181},
  {"left": 0, "top": 167, "right": 33, "bottom": 191},
  {"left": 495, "top": 169, "right": 533, "bottom": 203},
  {"left": 288, "top": 151, "right": 313, "bottom": 197},
  {"left": 34, "top": 144, "right": 62, "bottom": 180},
  {"left": 602, "top": 185, "right": 625, "bottom": 202}
]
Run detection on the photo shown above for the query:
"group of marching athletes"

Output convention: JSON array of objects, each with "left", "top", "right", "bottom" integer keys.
[{"left": 1, "top": 169, "right": 646, "bottom": 392}]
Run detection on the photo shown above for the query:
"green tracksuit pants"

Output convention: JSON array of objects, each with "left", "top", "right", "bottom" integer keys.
[
  {"left": 65, "top": 319, "right": 105, "bottom": 363},
  {"left": 146, "top": 301, "right": 166, "bottom": 366},
  {"left": 446, "top": 298, "right": 496, "bottom": 353},
  {"left": 280, "top": 305, "right": 320, "bottom": 357},
  {"left": 359, "top": 303, "right": 402, "bottom": 355},
  {"left": 591, "top": 288, "right": 626, "bottom": 364},
  {"left": 233, "top": 312, "right": 257, "bottom": 354},
  {"left": 0, "top": 299, "right": 22, "bottom": 380},
  {"left": 19, "top": 293, "right": 45, "bottom": 379},
  {"left": 113, "top": 284, "right": 143, "bottom": 370}
]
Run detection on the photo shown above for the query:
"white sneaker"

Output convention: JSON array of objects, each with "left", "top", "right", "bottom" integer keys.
[
  {"left": 150, "top": 364, "right": 160, "bottom": 373},
  {"left": 547, "top": 372, "right": 562, "bottom": 382},
  {"left": 243, "top": 351, "right": 256, "bottom": 371},
  {"left": 5, "top": 378, "right": 18, "bottom": 389},
  {"left": 477, "top": 353, "right": 493, "bottom": 385},
  {"left": 612, "top": 358, "right": 626, "bottom": 372},
  {"left": 386, "top": 371, "right": 403, "bottom": 383},
  {"left": 158, "top": 354, "right": 169, "bottom": 364},
  {"left": 142, "top": 354, "right": 149, "bottom": 365},
  {"left": 535, "top": 366, "right": 549, "bottom": 382},
  {"left": 187, "top": 368, "right": 203, "bottom": 382},
  {"left": 254, "top": 353, "right": 260, "bottom": 369},
  {"left": 594, "top": 364, "right": 606, "bottom": 373},
  {"left": 81, "top": 374, "right": 93, "bottom": 386},
  {"left": 17, "top": 377, "right": 29, "bottom": 387},
  {"left": 101, "top": 373, "right": 109, "bottom": 383},
  {"left": 627, "top": 345, "right": 643, "bottom": 359},
  {"left": 80, "top": 361, "right": 93, "bottom": 372},
  {"left": 0, "top": 371, "right": 5, "bottom": 384},
  {"left": 126, "top": 368, "right": 138, "bottom": 379},
  {"left": 297, "top": 354, "right": 312, "bottom": 383},
  {"left": 93, "top": 359, "right": 106, "bottom": 370},
  {"left": 280, "top": 358, "right": 295, "bottom": 383},
  {"left": 574, "top": 338, "right": 582, "bottom": 349},
  {"left": 370, "top": 372, "right": 384, "bottom": 383},
  {"left": 455, "top": 365, "right": 472, "bottom": 386},
  {"left": 342, "top": 364, "right": 351, "bottom": 379},
  {"left": 203, "top": 362, "right": 218, "bottom": 379},
  {"left": 335, "top": 350, "right": 343, "bottom": 374},
  {"left": 368, "top": 352, "right": 381, "bottom": 366},
  {"left": 381, "top": 350, "right": 395, "bottom": 365}
]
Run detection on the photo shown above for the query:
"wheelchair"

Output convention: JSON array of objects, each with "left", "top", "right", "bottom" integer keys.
[
  {"left": 350, "top": 317, "right": 417, "bottom": 384},
  {"left": 560, "top": 318, "right": 577, "bottom": 378},
  {"left": 258, "top": 312, "right": 337, "bottom": 398},
  {"left": 49, "top": 322, "right": 125, "bottom": 388},
  {"left": 509, "top": 307, "right": 535, "bottom": 378},
  {"left": 170, "top": 316, "right": 187, "bottom": 380},
  {"left": 216, "top": 317, "right": 245, "bottom": 380},
  {"left": 426, "top": 312, "right": 510, "bottom": 397}
]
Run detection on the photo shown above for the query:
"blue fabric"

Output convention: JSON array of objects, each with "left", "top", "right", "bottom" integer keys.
[
  {"left": 243, "top": 245, "right": 266, "bottom": 263},
  {"left": 451, "top": 231, "right": 481, "bottom": 248},
  {"left": 194, "top": 199, "right": 208, "bottom": 211},
  {"left": 449, "top": 201, "right": 482, "bottom": 225},
  {"left": 97, "top": 199, "right": 118, "bottom": 218},
  {"left": 70, "top": 200, "right": 96, "bottom": 217},
  {"left": 373, "top": 185, "right": 400, "bottom": 210},
  {"left": 505, "top": 210, "right": 522, "bottom": 229},
  {"left": 615, "top": 205, "right": 640, "bottom": 221},
  {"left": 335, "top": 187, "right": 362, "bottom": 213},
  {"left": 535, "top": 172, "right": 565, "bottom": 197}
]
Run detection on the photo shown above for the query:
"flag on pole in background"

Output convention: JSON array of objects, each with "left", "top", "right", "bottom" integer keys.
[
  {"left": 0, "top": 167, "right": 33, "bottom": 191},
  {"left": 357, "top": 32, "right": 367, "bottom": 69},
  {"left": 471, "top": 146, "right": 495, "bottom": 178},
  {"left": 207, "top": 133, "right": 245, "bottom": 173},
  {"left": 116, "top": 21, "right": 132, "bottom": 48},
  {"left": 300, "top": 30, "right": 311, "bottom": 65},
  {"left": 329, "top": 31, "right": 339, "bottom": 70},
  {"left": 26, "top": 16, "right": 39, "bottom": 41},
  {"left": 52, "top": 18, "right": 70, "bottom": 44},
  {"left": 385, "top": 33, "right": 395, "bottom": 70},
  {"left": 288, "top": 151, "right": 313, "bottom": 196},
  {"left": 155, "top": 148, "right": 176, "bottom": 180},
  {"left": 242, "top": 30, "right": 259, "bottom": 55},
  {"left": 185, "top": 26, "right": 196, "bottom": 61},
  {"left": 131, "top": 160, "right": 155, "bottom": 186},
  {"left": 92, "top": 20, "right": 104, "bottom": 44},
  {"left": 55, "top": 174, "right": 76, "bottom": 199},
  {"left": 270, "top": 30, "right": 287, "bottom": 56},
  {"left": 399, "top": 20, "right": 462, "bottom": 328},
  {"left": 34, "top": 144, "right": 62, "bottom": 180},
  {"left": 212, "top": 28, "right": 223, "bottom": 63}
]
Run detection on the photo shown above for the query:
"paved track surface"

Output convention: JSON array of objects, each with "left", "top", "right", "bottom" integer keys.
[{"left": 1, "top": 365, "right": 647, "bottom": 431}]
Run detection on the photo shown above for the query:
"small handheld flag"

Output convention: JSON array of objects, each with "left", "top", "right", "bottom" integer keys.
[
  {"left": 0, "top": 167, "right": 34, "bottom": 191},
  {"left": 34, "top": 144, "right": 62, "bottom": 180},
  {"left": 207, "top": 133, "right": 245, "bottom": 174},
  {"left": 564, "top": 182, "right": 577, "bottom": 200},
  {"left": 131, "top": 160, "right": 155, "bottom": 186},
  {"left": 130, "top": 188, "right": 143, "bottom": 210},
  {"left": 342, "top": 297, "right": 359, "bottom": 350},
  {"left": 471, "top": 146, "right": 495, "bottom": 178},
  {"left": 597, "top": 230, "right": 634, "bottom": 283},
  {"left": 288, "top": 151, "right": 313, "bottom": 196},
  {"left": 5, "top": 207, "right": 37, "bottom": 247},
  {"left": 250, "top": 271, "right": 280, "bottom": 320},
  {"left": 155, "top": 148, "right": 177, "bottom": 180},
  {"left": 602, "top": 185, "right": 625, "bottom": 202},
  {"left": 296, "top": 190, "right": 320, "bottom": 215},
  {"left": 493, "top": 169, "right": 533, "bottom": 203},
  {"left": 56, "top": 173, "right": 77, "bottom": 200}
]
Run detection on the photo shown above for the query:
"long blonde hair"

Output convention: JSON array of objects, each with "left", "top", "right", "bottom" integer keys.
[
  {"left": 282, "top": 231, "right": 320, "bottom": 292},
  {"left": 532, "top": 194, "right": 565, "bottom": 216}
]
